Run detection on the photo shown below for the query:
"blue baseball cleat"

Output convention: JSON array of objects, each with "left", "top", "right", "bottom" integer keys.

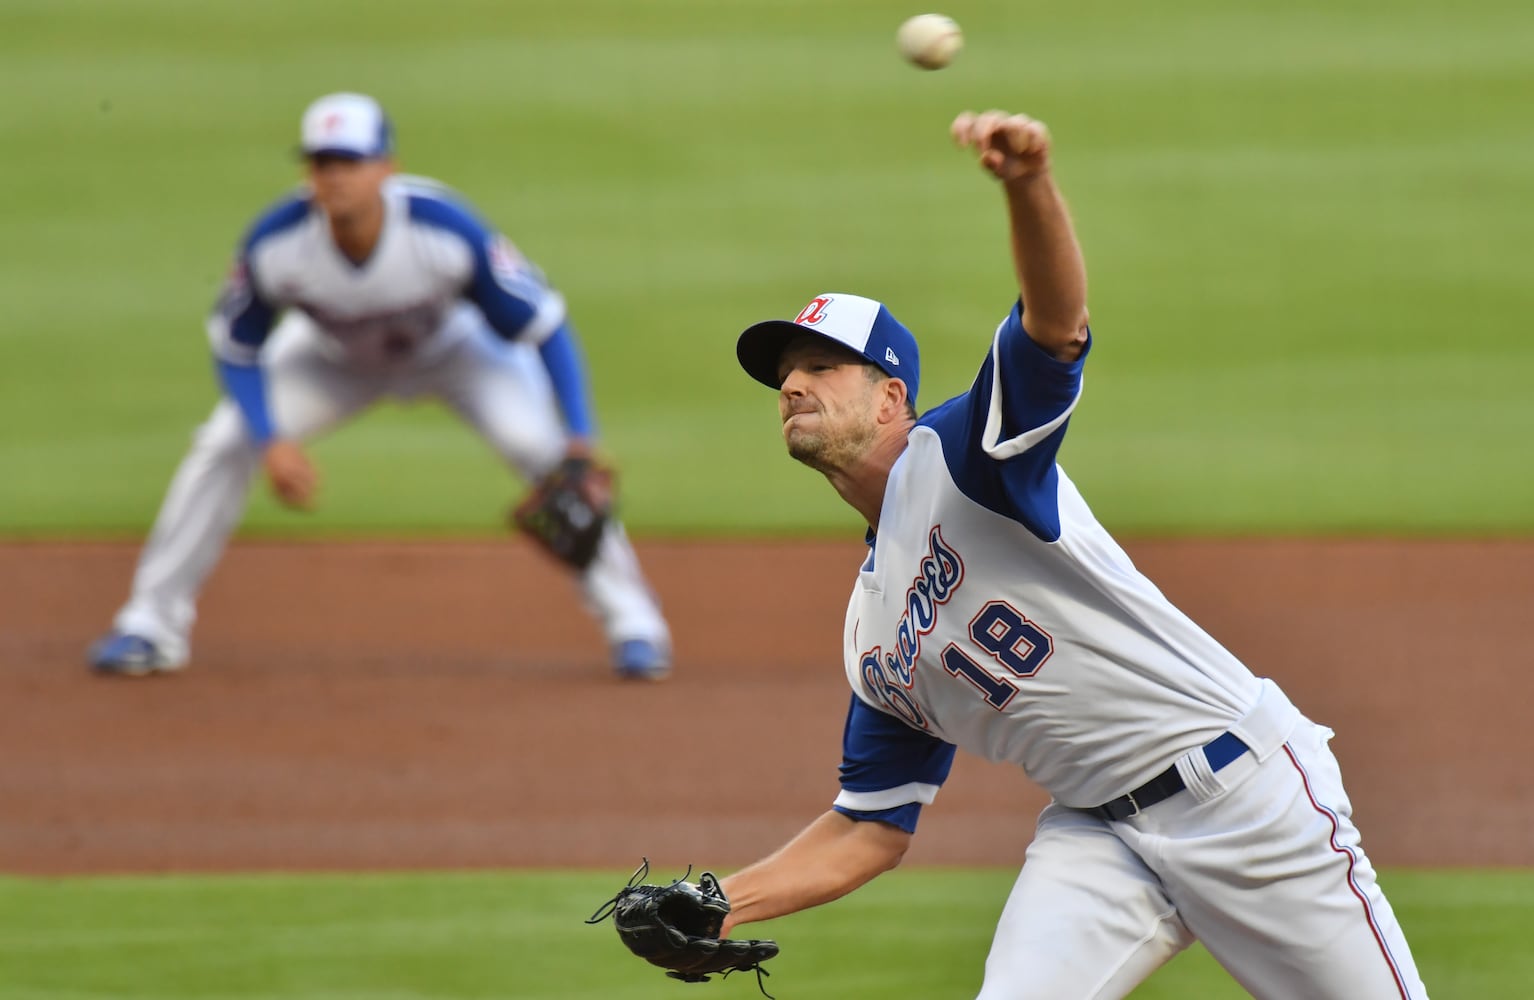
[
  {"left": 88, "top": 632, "right": 185, "bottom": 677},
  {"left": 613, "top": 638, "right": 670, "bottom": 681}
]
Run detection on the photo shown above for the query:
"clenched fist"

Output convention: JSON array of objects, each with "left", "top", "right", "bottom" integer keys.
[{"left": 952, "top": 110, "right": 1052, "bottom": 183}]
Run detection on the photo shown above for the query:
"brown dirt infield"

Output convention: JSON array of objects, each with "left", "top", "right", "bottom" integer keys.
[{"left": 1, "top": 538, "right": 1529, "bottom": 875}]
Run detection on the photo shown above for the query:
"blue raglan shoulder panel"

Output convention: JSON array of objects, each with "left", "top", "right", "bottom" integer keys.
[{"left": 918, "top": 302, "right": 1090, "bottom": 542}]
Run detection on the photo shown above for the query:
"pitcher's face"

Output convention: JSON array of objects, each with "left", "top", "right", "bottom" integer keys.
[{"left": 776, "top": 336, "right": 882, "bottom": 471}]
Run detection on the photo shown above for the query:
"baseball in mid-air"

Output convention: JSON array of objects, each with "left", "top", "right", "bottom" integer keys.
[{"left": 896, "top": 13, "right": 963, "bottom": 70}]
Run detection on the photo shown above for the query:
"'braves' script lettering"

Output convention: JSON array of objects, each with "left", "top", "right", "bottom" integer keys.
[{"left": 860, "top": 526, "right": 964, "bottom": 728}]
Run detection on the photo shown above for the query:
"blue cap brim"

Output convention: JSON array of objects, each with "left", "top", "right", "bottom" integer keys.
[
  {"left": 738, "top": 320, "right": 840, "bottom": 390},
  {"left": 297, "top": 146, "right": 382, "bottom": 161}
]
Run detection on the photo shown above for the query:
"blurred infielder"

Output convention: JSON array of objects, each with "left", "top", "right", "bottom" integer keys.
[
  {"left": 718, "top": 111, "right": 1428, "bottom": 997},
  {"left": 90, "top": 93, "right": 671, "bottom": 680}
]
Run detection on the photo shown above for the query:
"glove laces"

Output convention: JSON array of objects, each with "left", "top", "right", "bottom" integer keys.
[
  {"left": 585, "top": 857, "right": 654, "bottom": 925},
  {"left": 585, "top": 859, "right": 776, "bottom": 998}
]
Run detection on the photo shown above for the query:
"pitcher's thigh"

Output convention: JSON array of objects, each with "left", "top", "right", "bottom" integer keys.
[
  {"left": 977, "top": 804, "right": 1192, "bottom": 1000},
  {"left": 1161, "top": 729, "right": 1428, "bottom": 999}
]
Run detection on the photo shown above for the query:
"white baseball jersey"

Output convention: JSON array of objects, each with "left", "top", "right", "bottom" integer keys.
[
  {"left": 208, "top": 174, "right": 566, "bottom": 370},
  {"left": 826, "top": 302, "right": 1427, "bottom": 999},
  {"left": 834, "top": 302, "right": 1273, "bottom": 826}
]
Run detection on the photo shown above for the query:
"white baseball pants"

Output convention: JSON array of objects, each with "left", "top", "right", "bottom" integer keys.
[
  {"left": 111, "top": 310, "right": 670, "bottom": 666},
  {"left": 977, "top": 713, "right": 1428, "bottom": 999}
]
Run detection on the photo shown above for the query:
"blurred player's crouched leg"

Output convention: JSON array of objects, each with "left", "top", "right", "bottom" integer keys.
[
  {"left": 438, "top": 329, "right": 672, "bottom": 680},
  {"left": 92, "top": 316, "right": 377, "bottom": 676},
  {"left": 92, "top": 402, "right": 258, "bottom": 675},
  {"left": 581, "top": 521, "right": 672, "bottom": 679}
]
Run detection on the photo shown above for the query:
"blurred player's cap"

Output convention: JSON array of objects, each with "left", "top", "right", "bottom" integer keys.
[
  {"left": 737, "top": 293, "right": 921, "bottom": 405},
  {"left": 300, "top": 93, "right": 394, "bottom": 160}
]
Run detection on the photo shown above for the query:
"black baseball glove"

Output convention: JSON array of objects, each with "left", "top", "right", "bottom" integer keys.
[
  {"left": 587, "top": 860, "right": 779, "bottom": 995},
  {"left": 510, "top": 456, "right": 614, "bottom": 570}
]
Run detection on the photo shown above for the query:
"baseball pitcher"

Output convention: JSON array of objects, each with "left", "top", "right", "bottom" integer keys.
[{"left": 620, "top": 110, "right": 1428, "bottom": 998}]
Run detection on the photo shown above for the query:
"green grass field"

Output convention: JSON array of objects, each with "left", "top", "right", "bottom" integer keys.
[
  {"left": 2, "top": 0, "right": 1531, "bottom": 538},
  {"left": 3, "top": 4, "right": 1529, "bottom": 997},
  {"left": 4, "top": 868, "right": 1531, "bottom": 998}
]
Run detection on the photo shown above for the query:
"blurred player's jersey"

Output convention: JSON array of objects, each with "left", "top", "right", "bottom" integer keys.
[
  {"left": 208, "top": 175, "right": 565, "bottom": 369},
  {"left": 834, "top": 303, "right": 1270, "bottom": 828}
]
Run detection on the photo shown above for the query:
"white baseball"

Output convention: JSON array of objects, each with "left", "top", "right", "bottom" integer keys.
[{"left": 896, "top": 13, "right": 963, "bottom": 70}]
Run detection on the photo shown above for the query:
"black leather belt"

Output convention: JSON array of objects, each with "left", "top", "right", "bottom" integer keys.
[{"left": 1088, "top": 731, "right": 1250, "bottom": 822}]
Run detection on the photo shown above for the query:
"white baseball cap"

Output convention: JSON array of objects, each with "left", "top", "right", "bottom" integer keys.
[
  {"left": 737, "top": 293, "right": 922, "bottom": 404},
  {"left": 300, "top": 92, "right": 394, "bottom": 160}
]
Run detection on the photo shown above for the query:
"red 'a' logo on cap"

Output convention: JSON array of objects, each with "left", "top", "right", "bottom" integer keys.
[
  {"left": 795, "top": 296, "right": 832, "bottom": 326},
  {"left": 323, "top": 112, "right": 344, "bottom": 134}
]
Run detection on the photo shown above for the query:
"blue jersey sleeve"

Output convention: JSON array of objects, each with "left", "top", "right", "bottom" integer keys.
[
  {"left": 407, "top": 191, "right": 589, "bottom": 435},
  {"left": 919, "top": 301, "right": 1091, "bottom": 542},
  {"left": 536, "top": 323, "right": 596, "bottom": 438},
  {"left": 467, "top": 233, "right": 547, "bottom": 338},
  {"left": 215, "top": 359, "right": 275, "bottom": 446},
  {"left": 207, "top": 197, "right": 305, "bottom": 363},
  {"left": 832, "top": 694, "right": 956, "bottom": 834},
  {"left": 205, "top": 198, "right": 307, "bottom": 442},
  {"left": 406, "top": 192, "right": 562, "bottom": 342},
  {"left": 211, "top": 260, "right": 279, "bottom": 361}
]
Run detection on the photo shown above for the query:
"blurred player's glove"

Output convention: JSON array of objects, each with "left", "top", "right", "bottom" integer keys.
[
  {"left": 587, "top": 860, "right": 779, "bottom": 996},
  {"left": 511, "top": 456, "right": 614, "bottom": 570}
]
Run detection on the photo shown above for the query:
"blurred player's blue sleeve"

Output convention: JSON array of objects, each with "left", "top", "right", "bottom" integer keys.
[
  {"left": 833, "top": 694, "right": 956, "bottom": 834},
  {"left": 207, "top": 253, "right": 280, "bottom": 446},
  {"left": 407, "top": 190, "right": 563, "bottom": 343},
  {"left": 407, "top": 190, "right": 595, "bottom": 438},
  {"left": 205, "top": 199, "right": 310, "bottom": 446},
  {"left": 535, "top": 324, "right": 595, "bottom": 438},
  {"left": 215, "top": 359, "right": 275, "bottom": 446},
  {"left": 449, "top": 212, "right": 595, "bottom": 439},
  {"left": 464, "top": 232, "right": 559, "bottom": 340},
  {"left": 472, "top": 261, "right": 595, "bottom": 439}
]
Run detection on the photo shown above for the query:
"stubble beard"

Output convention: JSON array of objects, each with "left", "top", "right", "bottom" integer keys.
[{"left": 786, "top": 416, "right": 877, "bottom": 475}]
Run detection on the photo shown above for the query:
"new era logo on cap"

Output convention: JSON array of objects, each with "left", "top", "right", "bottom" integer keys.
[
  {"left": 300, "top": 92, "right": 394, "bottom": 160},
  {"left": 736, "top": 292, "right": 921, "bottom": 405}
]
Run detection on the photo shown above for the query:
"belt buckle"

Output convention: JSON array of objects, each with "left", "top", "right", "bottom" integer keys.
[{"left": 1124, "top": 790, "right": 1141, "bottom": 819}]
